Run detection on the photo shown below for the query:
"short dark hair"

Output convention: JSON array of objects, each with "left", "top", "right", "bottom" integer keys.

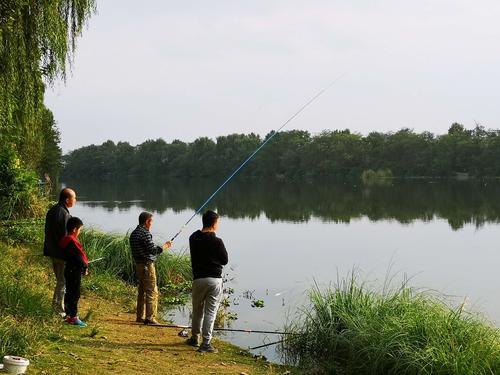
[
  {"left": 67, "top": 217, "right": 83, "bottom": 233},
  {"left": 139, "top": 211, "right": 153, "bottom": 225},
  {"left": 59, "top": 188, "right": 74, "bottom": 203},
  {"left": 202, "top": 210, "right": 219, "bottom": 228}
]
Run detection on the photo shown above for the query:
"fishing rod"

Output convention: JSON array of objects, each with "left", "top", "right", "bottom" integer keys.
[
  {"left": 169, "top": 77, "right": 342, "bottom": 242},
  {"left": 147, "top": 322, "right": 297, "bottom": 335},
  {"left": 249, "top": 339, "right": 284, "bottom": 350},
  {"left": 88, "top": 257, "right": 105, "bottom": 264}
]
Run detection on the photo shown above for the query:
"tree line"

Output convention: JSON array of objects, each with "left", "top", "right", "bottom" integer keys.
[
  {"left": 63, "top": 123, "right": 500, "bottom": 180},
  {"left": 0, "top": 1, "right": 95, "bottom": 218}
]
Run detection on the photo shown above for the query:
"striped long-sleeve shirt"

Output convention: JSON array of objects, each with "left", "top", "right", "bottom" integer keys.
[{"left": 129, "top": 225, "right": 163, "bottom": 263}]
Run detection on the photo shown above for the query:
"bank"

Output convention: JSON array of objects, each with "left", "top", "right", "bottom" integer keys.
[{"left": 0, "top": 220, "right": 294, "bottom": 374}]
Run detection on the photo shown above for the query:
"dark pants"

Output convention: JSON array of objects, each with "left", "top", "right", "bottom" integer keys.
[{"left": 64, "top": 266, "right": 82, "bottom": 318}]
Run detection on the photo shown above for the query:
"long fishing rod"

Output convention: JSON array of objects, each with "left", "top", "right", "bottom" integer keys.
[
  {"left": 149, "top": 322, "right": 296, "bottom": 335},
  {"left": 170, "top": 77, "right": 342, "bottom": 242}
]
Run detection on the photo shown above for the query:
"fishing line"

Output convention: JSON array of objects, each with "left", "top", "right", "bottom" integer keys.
[{"left": 170, "top": 76, "right": 343, "bottom": 242}]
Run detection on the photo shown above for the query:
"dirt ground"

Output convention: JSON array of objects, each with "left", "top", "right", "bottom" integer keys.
[{"left": 29, "top": 295, "right": 295, "bottom": 375}]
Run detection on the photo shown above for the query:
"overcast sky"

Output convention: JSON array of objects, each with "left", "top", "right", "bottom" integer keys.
[{"left": 45, "top": 0, "right": 500, "bottom": 152}]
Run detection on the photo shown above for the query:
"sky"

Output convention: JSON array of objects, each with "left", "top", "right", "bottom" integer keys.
[{"left": 44, "top": 0, "right": 500, "bottom": 153}]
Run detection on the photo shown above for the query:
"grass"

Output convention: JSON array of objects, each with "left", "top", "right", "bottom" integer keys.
[
  {"left": 281, "top": 274, "right": 500, "bottom": 374},
  {"left": 79, "top": 229, "right": 192, "bottom": 288},
  {"left": 0, "top": 235, "right": 290, "bottom": 374},
  {"left": 0, "top": 241, "right": 56, "bottom": 357}
]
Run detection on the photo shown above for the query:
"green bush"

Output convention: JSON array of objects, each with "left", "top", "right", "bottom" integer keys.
[
  {"left": 361, "top": 169, "right": 393, "bottom": 186},
  {"left": 0, "top": 147, "right": 46, "bottom": 220}
]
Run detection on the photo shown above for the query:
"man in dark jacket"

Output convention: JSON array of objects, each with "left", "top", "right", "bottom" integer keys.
[
  {"left": 186, "top": 210, "right": 228, "bottom": 353},
  {"left": 43, "top": 188, "right": 76, "bottom": 317},
  {"left": 129, "top": 212, "right": 171, "bottom": 325}
]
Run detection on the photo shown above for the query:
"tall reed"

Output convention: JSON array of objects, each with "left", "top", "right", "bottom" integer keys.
[
  {"left": 281, "top": 275, "right": 500, "bottom": 374},
  {"left": 79, "top": 229, "right": 192, "bottom": 287}
]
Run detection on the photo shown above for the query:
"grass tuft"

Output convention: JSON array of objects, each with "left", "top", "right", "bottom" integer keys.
[
  {"left": 281, "top": 274, "right": 500, "bottom": 374},
  {"left": 79, "top": 229, "right": 192, "bottom": 288}
]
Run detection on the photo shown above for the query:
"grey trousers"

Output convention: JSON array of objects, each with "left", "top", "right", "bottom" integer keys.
[
  {"left": 51, "top": 257, "right": 66, "bottom": 314},
  {"left": 191, "top": 277, "right": 223, "bottom": 344}
]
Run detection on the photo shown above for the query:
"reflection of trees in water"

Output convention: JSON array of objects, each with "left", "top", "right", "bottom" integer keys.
[{"left": 65, "top": 178, "right": 500, "bottom": 230}]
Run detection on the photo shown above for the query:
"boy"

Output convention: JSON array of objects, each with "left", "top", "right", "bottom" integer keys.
[{"left": 59, "top": 217, "right": 88, "bottom": 327}]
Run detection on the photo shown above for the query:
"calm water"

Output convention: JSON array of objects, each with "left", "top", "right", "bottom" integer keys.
[{"left": 65, "top": 178, "right": 500, "bottom": 362}]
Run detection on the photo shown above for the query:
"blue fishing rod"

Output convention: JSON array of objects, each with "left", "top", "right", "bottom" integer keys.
[{"left": 169, "top": 78, "right": 341, "bottom": 242}]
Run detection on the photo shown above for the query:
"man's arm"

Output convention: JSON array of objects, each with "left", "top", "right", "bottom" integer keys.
[{"left": 217, "top": 239, "right": 228, "bottom": 266}]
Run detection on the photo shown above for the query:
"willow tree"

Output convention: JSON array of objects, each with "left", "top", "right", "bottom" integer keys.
[{"left": 0, "top": 0, "right": 96, "bottom": 218}]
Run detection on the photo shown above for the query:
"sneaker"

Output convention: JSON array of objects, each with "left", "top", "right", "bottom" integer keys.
[
  {"left": 144, "top": 319, "right": 161, "bottom": 326},
  {"left": 73, "top": 318, "right": 87, "bottom": 327},
  {"left": 59, "top": 312, "right": 67, "bottom": 319},
  {"left": 186, "top": 336, "right": 199, "bottom": 347},
  {"left": 198, "top": 342, "right": 218, "bottom": 353},
  {"left": 66, "top": 316, "right": 87, "bottom": 327}
]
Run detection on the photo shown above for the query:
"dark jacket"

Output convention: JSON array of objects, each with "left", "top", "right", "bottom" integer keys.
[
  {"left": 43, "top": 203, "right": 71, "bottom": 259},
  {"left": 189, "top": 230, "right": 228, "bottom": 279},
  {"left": 129, "top": 225, "right": 163, "bottom": 263}
]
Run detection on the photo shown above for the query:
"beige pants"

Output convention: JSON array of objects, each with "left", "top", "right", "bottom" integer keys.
[{"left": 135, "top": 262, "right": 158, "bottom": 321}]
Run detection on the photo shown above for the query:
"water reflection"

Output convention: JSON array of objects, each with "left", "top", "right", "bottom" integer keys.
[{"left": 65, "top": 178, "right": 500, "bottom": 230}]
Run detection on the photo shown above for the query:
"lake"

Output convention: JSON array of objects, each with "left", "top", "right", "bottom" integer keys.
[{"left": 64, "top": 177, "right": 500, "bottom": 362}]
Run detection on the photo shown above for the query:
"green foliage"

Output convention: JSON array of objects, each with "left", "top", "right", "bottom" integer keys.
[
  {"left": 0, "top": 147, "right": 47, "bottom": 219},
  {"left": 0, "top": 0, "right": 94, "bottom": 219},
  {"left": 0, "top": 243, "right": 55, "bottom": 357},
  {"left": 63, "top": 125, "right": 500, "bottom": 180},
  {"left": 82, "top": 271, "right": 134, "bottom": 302},
  {"left": 79, "top": 229, "right": 192, "bottom": 288},
  {"left": 38, "top": 108, "right": 63, "bottom": 181},
  {"left": 361, "top": 169, "right": 393, "bottom": 186},
  {"left": 282, "top": 275, "right": 500, "bottom": 374},
  {"left": 0, "top": 218, "right": 45, "bottom": 244}
]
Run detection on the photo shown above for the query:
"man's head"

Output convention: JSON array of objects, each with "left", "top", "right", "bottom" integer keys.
[
  {"left": 139, "top": 211, "right": 154, "bottom": 230},
  {"left": 66, "top": 217, "right": 83, "bottom": 237},
  {"left": 59, "top": 188, "right": 76, "bottom": 208},
  {"left": 202, "top": 210, "right": 219, "bottom": 231}
]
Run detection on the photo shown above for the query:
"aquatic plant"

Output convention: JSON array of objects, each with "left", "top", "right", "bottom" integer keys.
[{"left": 281, "top": 275, "right": 500, "bottom": 374}]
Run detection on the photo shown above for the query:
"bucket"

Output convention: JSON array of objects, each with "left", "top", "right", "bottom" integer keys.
[{"left": 2, "top": 356, "right": 30, "bottom": 374}]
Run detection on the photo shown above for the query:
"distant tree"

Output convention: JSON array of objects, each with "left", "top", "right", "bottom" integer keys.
[{"left": 62, "top": 125, "right": 500, "bottom": 181}]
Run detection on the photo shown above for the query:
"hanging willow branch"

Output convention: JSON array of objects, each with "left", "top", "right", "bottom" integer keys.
[
  {"left": 0, "top": 0, "right": 96, "bottom": 166},
  {"left": 0, "top": 1, "right": 96, "bottom": 218}
]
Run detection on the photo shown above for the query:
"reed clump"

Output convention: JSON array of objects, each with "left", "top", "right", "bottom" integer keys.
[
  {"left": 281, "top": 275, "right": 500, "bottom": 375},
  {"left": 79, "top": 229, "right": 192, "bottom": 288}
]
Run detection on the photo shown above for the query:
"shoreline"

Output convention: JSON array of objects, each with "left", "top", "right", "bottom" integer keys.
[{"left": 0, "top": 221, "right": 294, "bottom": 374}]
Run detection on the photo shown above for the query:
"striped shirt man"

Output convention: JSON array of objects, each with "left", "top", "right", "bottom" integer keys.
[{"left": 129, "top": 225, "right": 163, "bottom": 263}]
